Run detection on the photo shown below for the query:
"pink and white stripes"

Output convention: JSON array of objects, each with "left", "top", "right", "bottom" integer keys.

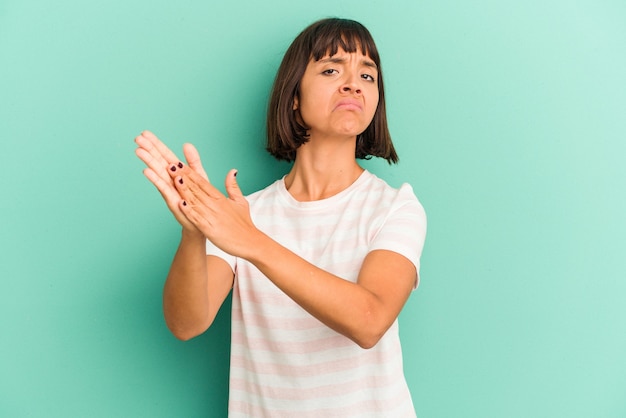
[{"left": 207, "top": 170, "right": 426, "bottom": 417}]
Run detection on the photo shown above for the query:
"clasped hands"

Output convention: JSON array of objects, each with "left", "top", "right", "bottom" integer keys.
[{"left": 134, "top": 130, "right": 259, "bottom": 258}]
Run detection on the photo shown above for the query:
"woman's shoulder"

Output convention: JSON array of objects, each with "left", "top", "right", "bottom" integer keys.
[
  {"left": 361, "top": 171, "right": 421, "bottom": 204},
  {"left": 359, "top": 171, "right": 426, "bottom": 226}
]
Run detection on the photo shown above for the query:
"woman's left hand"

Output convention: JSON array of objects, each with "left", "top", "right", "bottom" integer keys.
[{"left": 169, "top": 162, "right": 262, "bottom": 258}]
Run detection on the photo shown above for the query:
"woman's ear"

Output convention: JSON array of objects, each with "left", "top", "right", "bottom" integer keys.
[{"left": 292, "top": 95, "right": 299, "bottom": 110}]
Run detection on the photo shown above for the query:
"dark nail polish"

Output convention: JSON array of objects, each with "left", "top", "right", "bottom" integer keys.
[
  {"left": 177, "top": 162, "right": 183, "bottom": 169},
  {"left": 182, "top": 201, "right": 187, "bottom": 206},
  {"left": 170, "top": 165, "right": 177, "bottom": 172},
  {"left": 178, "top": 178, "right": 183, "bottom": 185}
]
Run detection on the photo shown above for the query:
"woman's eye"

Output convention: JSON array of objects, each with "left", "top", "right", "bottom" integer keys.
[
  {"left": 362, "top": 74, "right": 375, "bottom": 82},
  {"left": 322, "top": 69, "right": 338, "bottom": 75}
]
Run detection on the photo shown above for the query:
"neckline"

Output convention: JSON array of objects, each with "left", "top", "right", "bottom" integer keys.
[{"left": 277, "top": 170, "right": 371, "bottom": 209}]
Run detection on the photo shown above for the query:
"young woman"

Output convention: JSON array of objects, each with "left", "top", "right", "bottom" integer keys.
[{"left": 135, "top": 18, "right": 426, "bottom": 417}]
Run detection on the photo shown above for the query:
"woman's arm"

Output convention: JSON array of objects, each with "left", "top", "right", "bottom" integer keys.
[
  {"left": 173, "top": 164, "right": 416, "bottom": 348},
  {"left": 135, "top": 131, "right": 233, "bottom": 340},
  {"left": 163, "top": 231, "right": 234, "bottom": 341},
  {"left": 250, "top": 241, "right": 416, "bottom": 349}
]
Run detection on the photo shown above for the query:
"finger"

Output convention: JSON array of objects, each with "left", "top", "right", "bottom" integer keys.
[
  {"left": 135, "top": 146, "right": 166, "bottom": 173},
  {"left": 179, "top": 198, "right": 210, "bottom": 231},
  {"left": 143, "top": 167, "right": 183, "bottom": 206},
  {"left": 139, "top": 130, "right": 180, "bottom": 165},
  {"left": 183, "top": 143, "right": 209, "bottom": 180},
  {"left": 174, "top": 173, "right": 219, "bottom": 211},
  {"left": 144, "top": 169, "right": 199, "bottom": 232},
  {"left": 224, "top": 169, "right": 244, "bottom": 201},
  {"left": 136, "top": 146, "right": 179, "bottom": 189},
  {"left": 134, "top": 132, "right": 172, "bottom": 170},
  {"left": 174, "top": 162, "right": 224, "bottom": 200},
  {"left": 166, "top": 161, "right": 185, "bottom": 181},
  {"left": 135, "top": 131, "right": 185, "bottom": 188}
]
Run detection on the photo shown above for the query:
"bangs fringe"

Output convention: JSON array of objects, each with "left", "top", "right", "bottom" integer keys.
[{"left": 308, "top": 21, "right": 380, "bottom": 64}]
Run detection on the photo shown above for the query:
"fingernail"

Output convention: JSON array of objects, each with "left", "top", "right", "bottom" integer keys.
[
  {"left": 170, "top": 164, "right": 177, "bottom": 172},
  {"left": 234, "top": 170, "right": 238, "bottom": 177},
  {"left": 182, "top": 200, "right": 187, "bottom": 206},
  {"left": 178, "top": 178, "right": 183, "bottom": 185},
  {"left": 177, "top": 162, "right": 183, "bottom": 169}
]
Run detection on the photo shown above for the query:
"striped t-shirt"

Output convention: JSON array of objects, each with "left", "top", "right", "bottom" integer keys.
[{"left": 207, "top": 170, "right": 427, "bottom": 417}]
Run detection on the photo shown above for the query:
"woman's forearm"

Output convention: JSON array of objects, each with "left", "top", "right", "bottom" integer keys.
[
  {"left": 244, "top": 231, "right": 414, "bottom": 349},
  {"left": 163, "top": 229, "right": 212, "bottom": 340}
]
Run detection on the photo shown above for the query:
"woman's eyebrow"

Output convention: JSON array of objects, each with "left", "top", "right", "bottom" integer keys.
[
  {"left": 362, "top": 59, "right": 378, "bottom": 70},
  {"left": 318, "top": 56, "right": 378, "bottom": 69},
  {"left": 318, "top": 57, "right": 346, "bottom": 65}
]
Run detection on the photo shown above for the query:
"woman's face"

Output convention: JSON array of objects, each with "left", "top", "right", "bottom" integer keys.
[{"left": 295, "top": 48, "right": 379, "bottom": 140}]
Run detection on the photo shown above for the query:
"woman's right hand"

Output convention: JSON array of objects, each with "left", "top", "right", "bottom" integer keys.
[{"left": 134, "top": 130, "right": 209, "bottom": 234}]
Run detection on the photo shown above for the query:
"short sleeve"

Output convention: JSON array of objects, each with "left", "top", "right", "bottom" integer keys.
[
  {"left": 206, "top": 239, "right": 237, "bottom": 273},
  {"left": 369, "top": 184, "right": 427, "bottom": 287}
]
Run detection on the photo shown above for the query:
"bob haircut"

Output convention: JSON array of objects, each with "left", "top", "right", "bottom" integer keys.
[{"left": 266, "top": 18, "right": 398, "bottom": 164}]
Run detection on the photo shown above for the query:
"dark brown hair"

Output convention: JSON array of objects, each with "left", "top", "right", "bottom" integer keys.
[{"left": 266, "top": 18, "right": 398, "bottom": 164}]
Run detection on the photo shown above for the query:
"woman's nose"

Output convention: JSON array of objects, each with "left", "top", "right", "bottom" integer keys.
[{"left": 341, "top": 72, "right": 361, "bottom": 94}]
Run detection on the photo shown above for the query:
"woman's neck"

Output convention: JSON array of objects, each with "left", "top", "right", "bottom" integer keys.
[{"left": 283, "top": 136, "right": 364, "bottom": 202}]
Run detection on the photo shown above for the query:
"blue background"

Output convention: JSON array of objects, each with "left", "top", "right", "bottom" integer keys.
[{"left": 1, "top": 0, "right": 625, "bottom": 416}]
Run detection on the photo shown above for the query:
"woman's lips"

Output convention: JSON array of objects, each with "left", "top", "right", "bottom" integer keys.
[{"left": 334, "top": 99, "right": 362, "bottom": 111}]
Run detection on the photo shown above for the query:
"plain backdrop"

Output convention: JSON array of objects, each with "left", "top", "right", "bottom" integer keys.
[{"left": 1, "top": 0, "right": 625, "bottom": 416}]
